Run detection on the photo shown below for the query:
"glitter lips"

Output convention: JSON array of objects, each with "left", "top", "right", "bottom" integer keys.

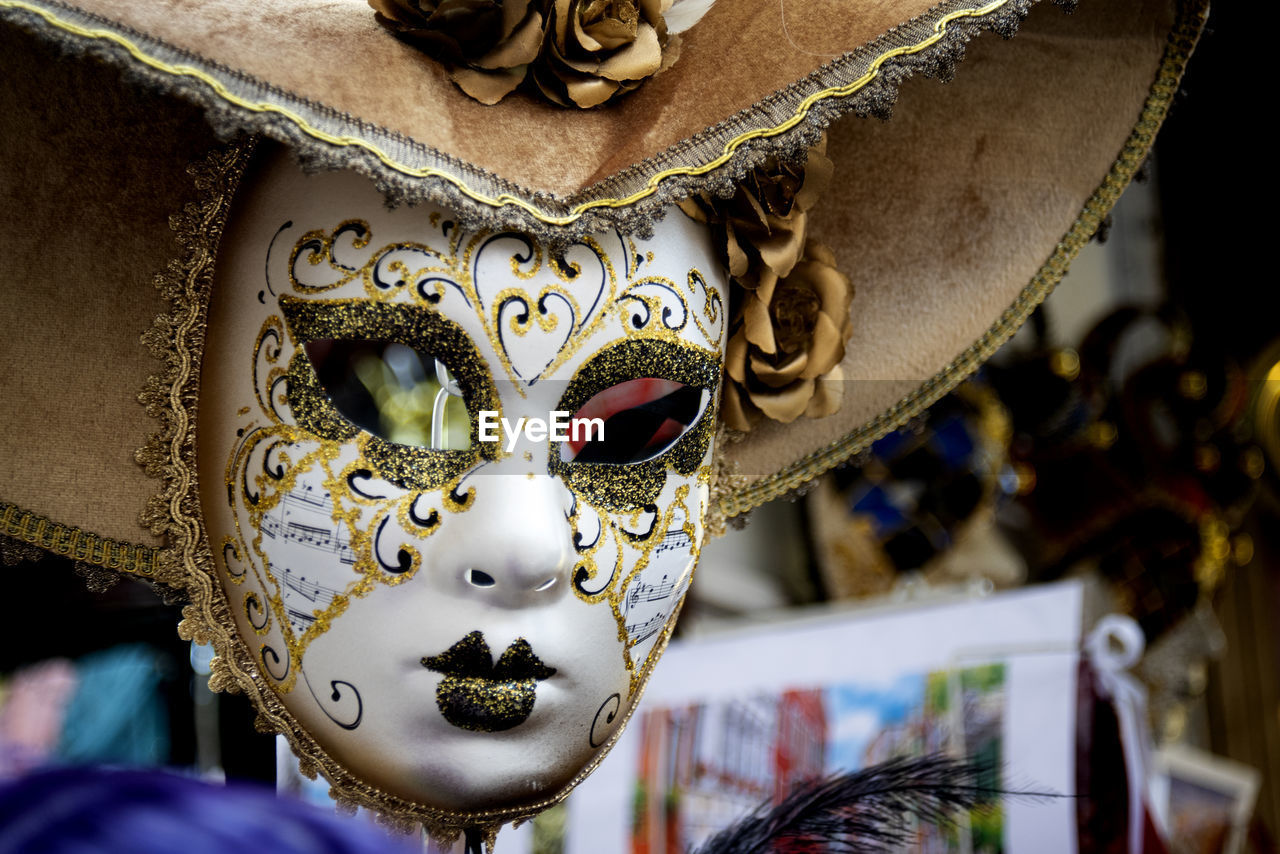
[{"left": 421, "top": 632, "right": 556, "bottom": 732}]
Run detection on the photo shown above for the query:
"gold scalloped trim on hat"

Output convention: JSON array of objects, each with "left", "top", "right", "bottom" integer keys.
[
  {"left": 712, "top": 0, "right": 1210, "bottom": 524},
  {"left": 0, "top": 0, "right": 1043, "bottom": 241},
  {"left": 0, "top": 501, "right": 164, "bottom": 576}
]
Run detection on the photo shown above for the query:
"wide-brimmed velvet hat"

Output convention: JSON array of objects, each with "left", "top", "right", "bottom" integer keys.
[{"left": 0, "top": 0, "right": 1206, "bottom": 832}]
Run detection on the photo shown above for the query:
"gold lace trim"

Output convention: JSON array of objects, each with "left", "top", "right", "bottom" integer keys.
[
  {"left": 714, "top": 0, "right": 1211, "bottom": 521},
  {"left": 0, "top": 501, "right": 162, "bottom": 575}
]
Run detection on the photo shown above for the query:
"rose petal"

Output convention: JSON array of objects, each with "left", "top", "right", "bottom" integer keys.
[
  {"left": 677, "top": 197, "right": 709, "bottom": 224},
  {"left": 733, "top": 189, "right": 770, "bottom": 231},
  {"left": 593, "top": 23, "right": 662, "bottom": 80},
  {"left": 724, "top": 222, "right": 750, "bottom": 278},
  {"left": 474, "top": 9, "right": 542, "bottom": 68},
  {"left": 804, "top": 239, "right": 838, "bottom": 270},
  {"left": 750, "top": 349, "right": 808, "bottom": 387},
  {"left": 451, "top": 65, "right": 525, "bottom": 104},
  {"left": 550, "top": 0, "right": 573, "bottom": 49},
  {"left": 798, "top": 311, "right": 844, "bottom": 379},
  {"left": 725, "top": 330, "right": 750, "bottom": 383},
  {"left": 721, "top": 382, "right": 758, "bottom": 432},
  {"left": 579, "top": 5, "right": 638, "bottom": 52},
  {"left": 754, "top": 210, "right": 806, "bottom": 278},
  {"left": 808, "top": 263, "right": 851, "bottom": 314},
  {"left": 754, "top": 378, "right": 815, "bottom": 423},
  {"left": 752, "top": 269, "right": 778, "bottom": 304},
  {"left": 795, "top": 145, "right": 833, "bottom": 210},
  {"left": 804, "top": 365, "right": 844, "bottom": 418},
  {"left": 500, "top": 0, "right": 533, "bottom": 38},
  {"left": 742, "top": 291, "right": 777, "bottom": 354},
  {"left": 565, "top": 74, "right": 621, "bottom": 108}
]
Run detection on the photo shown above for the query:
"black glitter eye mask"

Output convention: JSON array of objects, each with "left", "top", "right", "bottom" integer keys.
[
  {"left": 279, "top": 297, "right": 501, "bottom": 491},
  {"left": 562, "top": 378, "right": 706, "bottom": 465},
  {"left": 551, "top": 338, "right": 721, "bottom": 511},
  {"left": 303, "top": 339, "right": 471, "bottom": 451}
]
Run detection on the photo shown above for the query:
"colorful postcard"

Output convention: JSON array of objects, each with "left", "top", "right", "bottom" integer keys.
[
  {"left": 523, "top": 581, "right": 1083, "bottom": 854},
  {"left": 628, "top": 663, "right": 1008, "bottom": 853}
]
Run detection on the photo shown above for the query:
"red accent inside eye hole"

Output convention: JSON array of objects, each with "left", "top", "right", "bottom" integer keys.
[{"left": 567, "top": 378, "right": 687, "bottom": 457}]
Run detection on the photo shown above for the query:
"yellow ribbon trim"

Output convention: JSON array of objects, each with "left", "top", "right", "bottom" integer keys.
[{"left": 1, "top": 0, "right": 1011, "bottom": 225}]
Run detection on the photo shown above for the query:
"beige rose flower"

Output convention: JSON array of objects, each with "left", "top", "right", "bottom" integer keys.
[
  {"left": 722, "top": 240, "right": 853, "bottom": 431},
  {"left": 678, "top": 140, "right": 832, "bottom": 289},
  {"left": 369, "top": 0, "right": 544, "bottom": 104},
  {"left": 533, "top": 0, "right": 676, "bottom": 108}
]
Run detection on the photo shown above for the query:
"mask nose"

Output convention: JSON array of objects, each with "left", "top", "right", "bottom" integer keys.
[
  {"left": 460, "top": 565, "right": 561, "bottom": 597},
  {"left": 437, "top": 470, "right": 574, "bottom": 608}
]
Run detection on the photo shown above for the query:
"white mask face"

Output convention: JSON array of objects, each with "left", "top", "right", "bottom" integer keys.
[{"left": 198, "top": 148, "right": 727, "bottom": 815}]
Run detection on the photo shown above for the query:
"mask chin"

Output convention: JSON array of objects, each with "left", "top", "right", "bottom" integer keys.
[{"left": 193, "top": 143, "right": 728, "bottom": 825}]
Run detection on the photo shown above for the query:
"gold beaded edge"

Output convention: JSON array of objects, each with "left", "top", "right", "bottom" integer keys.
[{"left": 0, "top": 501, "right": 162, "bottom": 575}]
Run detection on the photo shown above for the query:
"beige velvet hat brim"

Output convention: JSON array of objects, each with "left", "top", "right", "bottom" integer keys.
[{"left": 0, "top": 0, "right": 1206, "bottom": 575}]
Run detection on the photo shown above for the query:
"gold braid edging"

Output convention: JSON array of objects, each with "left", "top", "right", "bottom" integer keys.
[
  {"left": 715, "top": 0, "right": 1212, "bottom": 521},
  {"left": 0, "top": 501, "right": 162, "bottom": 575}
]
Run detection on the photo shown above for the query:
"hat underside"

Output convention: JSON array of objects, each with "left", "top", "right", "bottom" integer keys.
[{"left": 0, "top": 0, "right": 1205, "bottom": 572}]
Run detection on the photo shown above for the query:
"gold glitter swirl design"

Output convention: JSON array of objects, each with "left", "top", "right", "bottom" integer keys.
[
  {"left": 252, "top": 316, "right": 289, "bottom": 421},
  {"left": 617, "top": 266, "right": 723, "bottom": 351},
  {"left": 496, "top": 285, "right": 563, "bottom": 338},
  {"left": 245, "top": 591, "right": 271, "bottom": 636},
  {"left": 689, "top": 268, "right": 724, "bottom": 344},
  {"left": 289, "top": 219, "right": 374, "bottom": 293},
  {"left": 551, "top": 333, "right": 720, "bottom": 687},
  {"left": 282, "top": 222, "right": 631, "bottom": 392},
  {"left": 226, "top": 432, "right": 337, "bottom": 692},
  {"left": 566, "top": 506, "right": 621, "bottom": 606},
  {"left": 604, "top": 484, "right": 701, "bottom": 696},
  {"left": 561, "top": 479, "right": 706, "bottom": 692},
  {"left": 477, "top": 235, "right": 618, "bottom": 385}
]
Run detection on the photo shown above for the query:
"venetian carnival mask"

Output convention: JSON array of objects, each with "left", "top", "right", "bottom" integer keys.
[
  {"left": 0, "top": 0, "right": 1200, "bottom": 843},
  {"left": 197, "top": 146, "right": 726, "bottom": 819}
]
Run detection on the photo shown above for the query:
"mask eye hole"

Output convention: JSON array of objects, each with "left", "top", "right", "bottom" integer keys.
[
  {"left": 465, "top": 569, "right": 496, "bottom": 588},
  {"left": 563, "top": 378, "right": 705, "bottom": 465},
  {"left": 303, "top": 339, "right": 470, "bottom": 450}
]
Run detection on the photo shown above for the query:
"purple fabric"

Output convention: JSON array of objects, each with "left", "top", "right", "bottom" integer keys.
[{"left": 0, "top": 766, "right": 421, "bottom": 854}]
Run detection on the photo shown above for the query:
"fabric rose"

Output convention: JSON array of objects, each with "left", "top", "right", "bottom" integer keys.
[
  {"left": 678, "top": 138, "right": 850, "bottom": 431},
  {"left": 532, "top": 0, "right": 676, "bottom": 108},
  {"left": 678, "top": 140, "right": 833, "bottom": 294},
  {"left": 369, "top": 0, "right": 544, "bottom": 104},
  {"left": 721, "top": 240, "right": 853, "bottom": 431}
]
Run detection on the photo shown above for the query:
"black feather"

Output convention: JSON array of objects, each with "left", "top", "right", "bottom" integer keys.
[{"left": 690, "top": 754, "right": 1006, "bottom": 854}]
